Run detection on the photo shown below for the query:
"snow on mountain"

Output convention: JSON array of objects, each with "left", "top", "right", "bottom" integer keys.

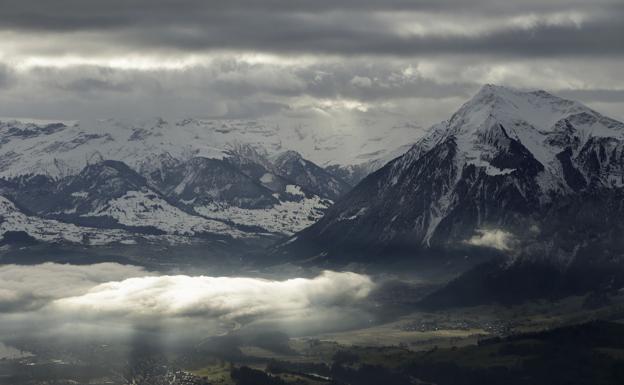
[
  {"left": 0, "top": 115, "right": 391, "bottom": 242},
  {"left": 146, "top": 156, "right": 279, "bottom": 209},
  {"left": 0, "top": 195, "right": 141, "bottom": 245},
  {"left": 279, "top": 85, "right": 624, "bottom": 261},
  {"left": 221, "top": 144, "right": 303, "bottom": 199},
  {"left": 140, "top": 152, "right": 332, "bottom": 235},
  {"left": 86, "top": 190, "right": 248, "bottom": 238},
  {"left": 0, "top": 160, "right": 249, "bottom": 241},
  {"left": 326, "top": 141, "right": 415, "bottom": 186},
  {"left": 273, "top": 150, "right": 351, "bottom": 200},
  {"left": 0, "top": 154, "right": 331, "bottom": 241},
  {"left": 0, "top": 116, "right": 422, "bottom": 180},
  {"left": 195, "top": 186, "right": 330, "bottom": 235},
  {"left": 439, "top": 85, "right": 624, "bottom": 188}
]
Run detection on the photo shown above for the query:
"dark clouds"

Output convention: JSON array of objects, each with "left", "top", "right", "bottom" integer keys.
[
  {"left": 1, "top": 57, "right": 623, "bottom": 125},
  {"left": 0, "top": 0, "right": 622, "bottom": 57},
  {"left": 0, "top": 0, "right": 620, "bottom": 27},
  {"left": 0, "top": 0, "right": 622, "bottom": 125},
  {"left": 0, "top": 60, "right": 479, "bottom": 121},
  {"left": 131, "top": 14, "right": 623, "bottom": 58}
]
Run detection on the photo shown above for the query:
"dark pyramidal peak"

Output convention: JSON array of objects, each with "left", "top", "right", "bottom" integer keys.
[
  {"left": 273, "top": 150, "right": 351, "bottom": 201},
  {"left": 278, "top": 85, "right": 624, "bottom": 263},
  {"left": 147, "top": 156, "right": 280, "bottom": 210}
]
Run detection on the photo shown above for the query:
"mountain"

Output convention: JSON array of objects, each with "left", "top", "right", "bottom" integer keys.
[
  {"left": 223, "top": 143, "right": 294, "bottom": 196},
  {"left": 0, "top": 152, "right": 338, "bottom": 247},
  {"left": 273, "top": 150, "right": 351, "bottom": 200},
  {"left": 0, "top": 160, "right": 250, "bottom": 240},
  {"left": 0, "top": 115, "right": 402, "bottom": 243},
  {"left": 147, "top": 156, "right": 279, "bottom": 209},
  {"left": 0, "top": 117, "right": 420, "bottom": 180},
  {"left": 0, "top": 194, "right": 145, "bottom": 246},
  {"left": 0, "top": 155, "right": 334, "bottom": 242},
  {"left": 144, "top": 154, "right": 332, "bottom": 235},
  {"left": 277, "top": 85, "right": 624, "bottom": 270},
  {"left": 0, "top": 118, "right": 339, "bottom": 243},
  {"left": 325, "top": 142, "right": 415, "bottom": 186}
]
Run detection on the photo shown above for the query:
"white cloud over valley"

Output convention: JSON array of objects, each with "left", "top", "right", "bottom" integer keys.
[
  {"left": 0, "top": 263, "right": 375, "bottom": 340},
  {"left": 466, "top": 229, "right": 515, "bottom": 251}
]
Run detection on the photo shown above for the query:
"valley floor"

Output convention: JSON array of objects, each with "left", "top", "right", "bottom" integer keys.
[{"left": 1, "top": 252, "right": 623, "bottom": 385}]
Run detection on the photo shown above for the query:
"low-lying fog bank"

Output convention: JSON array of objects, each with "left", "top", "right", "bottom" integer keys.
[{"left": 0, "top": 263, "right": 376, "bottom": 347}]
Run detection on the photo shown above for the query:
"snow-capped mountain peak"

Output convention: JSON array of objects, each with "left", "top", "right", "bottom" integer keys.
[
  {"left": 449, "top": 85, "right": 623, "bottom": 143},
  {"left": 412, "top": 85, "right": 624, "bottom": 189},
  {"left": 279, "top": 85, "right": 624, "bottom": 262}
]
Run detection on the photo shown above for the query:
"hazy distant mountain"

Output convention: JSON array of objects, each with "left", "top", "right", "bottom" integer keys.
[
  {"left": 324, "top": 142, "right": 414, "bottom": 187},
  {"left": 278, "top": 85, "right": 624, "bottom": 270},
  {"left": 0, "top": 117, "right": 419, "bottom": 180}
]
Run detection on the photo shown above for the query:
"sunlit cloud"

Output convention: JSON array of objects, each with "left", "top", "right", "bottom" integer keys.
[
  {"left": 55, "top": 271, "right": 373, "bottom": 321},
  {"left": 0, "top": 264, "right": 375, "bottom": 339},
  {"left": 466, "top": 229, "right": 515, "bottom": 251},
  {"left": 0, "top": 263, "right": 150, "bottom": 312}
]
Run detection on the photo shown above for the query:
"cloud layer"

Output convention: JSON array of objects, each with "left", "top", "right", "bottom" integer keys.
[
  {"left": 0, "top": 0, "right": 622, "bottom": 134},
  {"left": 0, "top": 263, "right": 375, "bottom": 339},
  {"left": 1, "top": 0, "right": 622, "bottom": 58},
  {"left": 466, "top": 229, "right": 515, "bottom": 251},
  {"left": 56, "top": 271, "right": 373, "bottom": 322},
  {"left": 0, "top": 263, "right": 149, "bottom": 312}
]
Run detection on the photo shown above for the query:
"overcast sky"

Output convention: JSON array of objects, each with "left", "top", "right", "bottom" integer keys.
[{"left": 0, "top": 0, "right": 622, "bottom": 128}]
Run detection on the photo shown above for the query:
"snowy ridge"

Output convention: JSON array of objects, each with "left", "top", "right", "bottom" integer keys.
[
  {"left": 412, "top": 85, "right": 624, "bottom": 236},
  {"left": 389, "top": 84, "right": 624, "bottom": 199},
  {"left": 444, "top": 85, "right": 623, "bottom": 183},
  {"left": 0, "top": 117, "right": 422, "bottom": 180},
  {"left": 281, "top": 85, "right": 624, "bottom": 261},
  {"left": 0, "top": 195, "right": 140, "bottom": 245},
  {"left": 0, "top": 114, "right": 364, "bottom": 244}
]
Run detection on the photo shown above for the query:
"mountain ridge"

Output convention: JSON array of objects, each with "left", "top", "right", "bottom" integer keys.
[{"left": 277, "top": 85, "right": 624, "bottom": 266}]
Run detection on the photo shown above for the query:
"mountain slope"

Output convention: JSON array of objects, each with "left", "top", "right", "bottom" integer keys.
[
  {"left": 0, "top": 195, "right": 143, "bottom": 245},
  {"left": 325, "top": 142, "right": 415, "bottom": 186},
  {"left": 0, "top": 117, "right": 360, "bottom": 241},
  {"left": 143, "top": 154, "right": 331, "bottom": 235},
  {"left": 278, "top": 85, "right": 624, "bottom": 263},
  {"left": 147, "top": 156, "right": 279, "bottom": 209},
  {"left": 273, "top": 150, "right": 351, "bottom": 200},
  {"left": 223, "top": 143, "right": 295, "bottom": 196},
  {"left": 0, "top": 160, "right": 248, "bottom": 239}
]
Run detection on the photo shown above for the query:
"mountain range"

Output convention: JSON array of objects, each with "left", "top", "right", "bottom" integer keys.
[
  {"left": 2, "top": 84, "right": 624, "bottom": 304},
  {"left": 276, "top": 85, "right": 624, "bottom": 302},
  {"left": 0, "top": 115, "right": 421, "bottom": 246}
]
